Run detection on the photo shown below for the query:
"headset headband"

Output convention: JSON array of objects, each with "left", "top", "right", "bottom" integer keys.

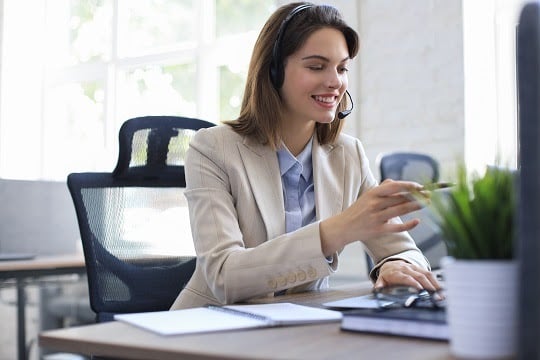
[{"left": 269, "top": 4, "right": 314, "bottom": 89}]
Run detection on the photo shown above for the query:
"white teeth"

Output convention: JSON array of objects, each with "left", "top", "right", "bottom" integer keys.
[{"left": 314, "top": 96, "right": 334, "bottom": 103}]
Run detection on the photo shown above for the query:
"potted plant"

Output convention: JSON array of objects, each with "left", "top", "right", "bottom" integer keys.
[{"left": 429, "top": 165, "right": 517, "bottom": 359}]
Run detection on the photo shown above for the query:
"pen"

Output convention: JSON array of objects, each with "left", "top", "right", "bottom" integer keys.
[{"left": 422, "top": 182, "right": 455, "bottom": 191}]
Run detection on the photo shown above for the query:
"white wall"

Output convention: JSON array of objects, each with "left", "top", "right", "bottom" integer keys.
[{"left": 355, "top": 0, "right": 465, "bottom": 181}]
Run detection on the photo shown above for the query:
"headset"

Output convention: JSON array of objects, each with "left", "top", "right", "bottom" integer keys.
[
  {"left": 270, "top": 4, "right": 314, "bottom": 89},
  {"left": 269, "top": 3, "right": 354, "bottom": 119}
]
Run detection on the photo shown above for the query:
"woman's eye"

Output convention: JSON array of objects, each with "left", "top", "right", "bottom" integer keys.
[{"left": 306, "top": 64, "right": 349, "bottom": 73}]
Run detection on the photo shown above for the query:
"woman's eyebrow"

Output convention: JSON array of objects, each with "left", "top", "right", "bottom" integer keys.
[{"left": 301, "top": 55, "right": 350, "bottom": 63}]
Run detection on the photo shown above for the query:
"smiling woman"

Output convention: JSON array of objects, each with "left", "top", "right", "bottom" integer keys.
[{"left": 170, "top": 2, "right": 440, "bottom": 311}]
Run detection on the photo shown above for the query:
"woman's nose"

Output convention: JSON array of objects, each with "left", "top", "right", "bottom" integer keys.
[{"left": 326, "top": 70, "right": 343, "bottom": 89}]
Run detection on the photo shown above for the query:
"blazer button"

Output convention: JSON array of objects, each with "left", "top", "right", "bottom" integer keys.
[
  {"left": 277, "top": 276, "right": 287, "bottom": 287},
  {"left": 296, "top": 270, "right": 307, "bottom": 281},
  {"left": 267, "top": 279, "right": 277, "bottom": 289},
  {"left": 287, "top": 272, "right": 297, "bottom": 284},
  {"left": 307, "top": 267, "right": 317, "bottom": 279}
]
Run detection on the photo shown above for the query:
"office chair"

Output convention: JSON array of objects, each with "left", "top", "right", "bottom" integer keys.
[
  {"left": 377, "top": 151, "right": 440, "bottom": 184},
  {"left": 68, "top": 115, "right": 215, "bottom": 322},
  {"left": 365, "top": 151, "right": 447, "bottom": 272}
]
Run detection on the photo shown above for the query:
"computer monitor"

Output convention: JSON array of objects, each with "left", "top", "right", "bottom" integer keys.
[
  {"left": 516, "top": 2, "right": 540, "bottom": 358},
  {"left": 0, "top": 179, "right": 80, "bottom": 257}
]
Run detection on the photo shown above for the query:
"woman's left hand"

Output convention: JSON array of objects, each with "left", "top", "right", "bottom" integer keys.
[{"left": 374, "top": 260, "right": 441, "bottom": 291}]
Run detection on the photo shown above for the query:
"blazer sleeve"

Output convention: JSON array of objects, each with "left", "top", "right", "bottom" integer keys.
[
  {"left": 183, "top": 127, "right": 334, "bottom": 304},
  {"left": 339, "top": 135, "right": 431, "bottom": 282}
]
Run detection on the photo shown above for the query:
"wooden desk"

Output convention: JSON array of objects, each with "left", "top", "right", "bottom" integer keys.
[
  {"left": 0, "top": 254, "right": 86, "bottom": 360},
  {"left": 39, "top": 282, "right": 451, "bottom": 360}
]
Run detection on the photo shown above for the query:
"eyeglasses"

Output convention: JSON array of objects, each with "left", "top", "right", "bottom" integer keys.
[{"left": 372, "top": 285, "right": 446, "bottom": 309}]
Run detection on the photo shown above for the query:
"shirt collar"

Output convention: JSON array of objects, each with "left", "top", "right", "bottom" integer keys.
[{"left": 277, "top": 137, "right": 313, "bottom": 180}]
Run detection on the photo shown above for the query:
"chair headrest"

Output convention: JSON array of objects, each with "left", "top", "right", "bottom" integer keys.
[{"left": 112, "top": 116, "right": 214, "bottom": 181}]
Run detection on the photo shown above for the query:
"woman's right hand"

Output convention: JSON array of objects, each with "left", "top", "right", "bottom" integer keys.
[{"left": 319, "top": 179, "right": 428, "bottom": 256}]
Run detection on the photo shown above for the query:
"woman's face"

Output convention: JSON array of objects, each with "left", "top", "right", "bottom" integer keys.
[{"left": 281, "top": 27, "right": 350, "bottom": 127}]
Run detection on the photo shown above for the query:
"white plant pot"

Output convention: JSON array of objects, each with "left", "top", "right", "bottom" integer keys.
[{"left": 441, "top": 257, "right": 518, "bottom": 359}]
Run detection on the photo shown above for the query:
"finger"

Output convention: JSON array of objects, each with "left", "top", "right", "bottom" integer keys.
[
  {"left": 377, "top": 261, "right": 440, "bottom": 290},
  {"left": 378, "top": 201, "right": 424, "bottom": 221},
  {"left": 374, "top": 277, "right": 387, "bottom": 289},
  {"left": 410, "top": 271, "right": 439, "bottom": 291},
  {"left": 380, "top": 271, "right": 423, "bottom": 289},
  {"left": 394, "top": 265, "right": 442, "bottom": 291},
  {"left": 379, "top": 192, "right": 418, "bottom": 206},
  {"left": 422, "top": 271, "right": 442, "bottom": 291},
  {"left": 398, "top": 189, "right": 431, "bottom": 203},
  {"left": 380, "top": 219, "right": 420, "bottom": 233},
  {"left": 382, "top": 192, "right": 430, "bottom": 210},
  {"left": 375, "top": 180, "right": 424, "bottom": 197}
]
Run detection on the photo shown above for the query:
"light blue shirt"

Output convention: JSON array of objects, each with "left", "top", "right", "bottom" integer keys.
[{"left": 277, "top": 139, "right": 316, "bottom": 234}]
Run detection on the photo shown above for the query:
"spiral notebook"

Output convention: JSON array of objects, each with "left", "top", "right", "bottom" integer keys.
[{"left": 114, "top": 302, "right": 342, "bottom": 336}]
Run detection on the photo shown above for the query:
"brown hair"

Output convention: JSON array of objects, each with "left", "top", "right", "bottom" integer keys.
[{"left": 224, "top": 2, "right": 359, "bottom": 149}]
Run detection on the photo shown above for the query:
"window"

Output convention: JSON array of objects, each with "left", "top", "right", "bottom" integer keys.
[
  {"left": 0, "top": 0, "right": 276, "bottom": 180},
  {"left": 463, "top": 0, "right": 527, "bottom": 172}
]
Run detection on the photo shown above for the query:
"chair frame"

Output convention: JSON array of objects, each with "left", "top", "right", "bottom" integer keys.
[{"left": 68, "top": 115, "right": 214, "bottom": 322}]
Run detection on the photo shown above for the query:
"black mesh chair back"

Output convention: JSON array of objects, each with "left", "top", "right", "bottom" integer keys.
[
  {"left": 377, "top": 152, "right": 440, "bottom": 184},
  {"left": 68, "top": 115, "right": 215, "bottom": 322}
]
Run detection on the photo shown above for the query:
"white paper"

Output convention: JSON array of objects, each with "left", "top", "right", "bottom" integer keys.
[
  {"left": 115, "top": 307, "right": 267, "bottom": 336},
  {"left": 225, "top": 302, "right": 342, "bottom": 324},
  {"left": 115, "top": 302, "right": 342, "bottom": 336}
]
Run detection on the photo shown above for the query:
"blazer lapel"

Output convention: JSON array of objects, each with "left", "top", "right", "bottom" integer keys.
[
  {"left": 237, "top": 137, "right": 285, "bottom": 238},
  {"left": 313, "top": 139, "right": 345, "bottom": 220}
]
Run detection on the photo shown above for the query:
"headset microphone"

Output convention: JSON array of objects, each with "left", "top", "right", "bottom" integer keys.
[{"left": 337, "top": 90, "right": 354, "bottom": 119}]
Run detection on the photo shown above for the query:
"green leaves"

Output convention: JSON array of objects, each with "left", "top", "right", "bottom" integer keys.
[{"left": 430, "top": 166, "right": 516, "bottom": 260}]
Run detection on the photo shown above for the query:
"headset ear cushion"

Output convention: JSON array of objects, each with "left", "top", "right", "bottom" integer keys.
[
  {"left": 269, "top": 61, "right": 278, "bottom": 88},
  {"left": 270, "top": 61, "right": 282, "bottom": 89}
]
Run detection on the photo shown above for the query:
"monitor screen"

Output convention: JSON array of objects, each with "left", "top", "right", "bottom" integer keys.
[
  {"left": 516, "top": 2, "right": 540, "bottom": 358},
  {"left": 0, "top": 179, "right": 80, "bottom": 256}
]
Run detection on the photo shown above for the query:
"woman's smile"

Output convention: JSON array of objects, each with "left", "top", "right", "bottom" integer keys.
[{"left": 313, "top": 94, "right": 339, "bottom": 109}]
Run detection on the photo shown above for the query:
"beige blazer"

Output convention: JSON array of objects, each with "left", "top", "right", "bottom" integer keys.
[{"left": 170, "top": 125, "right": 429, "bottom": 310}]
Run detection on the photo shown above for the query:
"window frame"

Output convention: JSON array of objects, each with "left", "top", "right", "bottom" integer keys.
[{"left": 0, "top": 0, "right": 278, "bottom": 180}]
